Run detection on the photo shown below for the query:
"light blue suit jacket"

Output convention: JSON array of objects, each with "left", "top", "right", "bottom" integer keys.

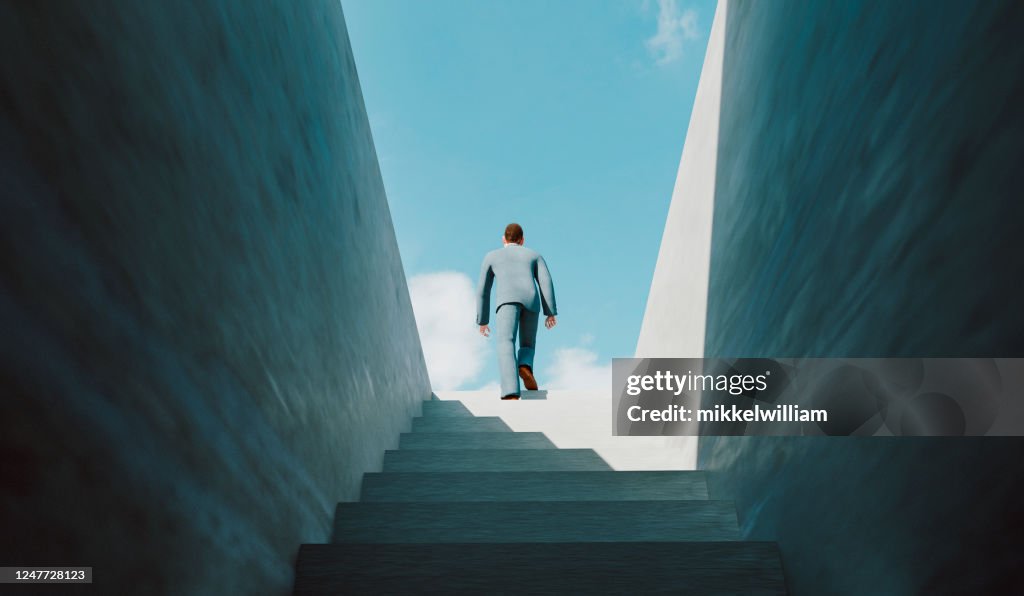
[{"left": 476, "top": 244, "right": 557, "bottom": 326}]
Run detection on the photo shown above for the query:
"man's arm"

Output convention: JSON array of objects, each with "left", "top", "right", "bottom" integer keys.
[
  {"left": 536, "top": 255, "right": 557, "bottom": 317},
  {"left": 476, "top": 255, "right": 494, "bottom": 326}
]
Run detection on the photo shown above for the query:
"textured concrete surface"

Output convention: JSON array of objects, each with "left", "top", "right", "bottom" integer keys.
[
  {"left": 295, "top": 542, "right": 786, "bottom": 595},
  {"left": 698, "top": 1, "right": 1024, "bottom": 594},
  {"left": 705, "top": 0, "right": 1024, "bottom": 359},
  {"left": 412, "top": 415, "right": 513, "bottom": 433},
  {"left": 360, "top": 471, "right": 710, "bottom": 502},
  {"left": 0, "top": 2, "right": 429, "bottom": 594},
  {"left": 382, "top": 448, "right": 612, "bottom": 473},
  {"left": 333, "top": 500, "right": 741, "bottom": 543},
  {"left": 297, "top": 397, "right": 783, "bottom": 593},
  {"left": 399, "top": 431, "right": 557, "bottom": 449},
  {"left": 419, "top": 400, "right": 476, "bottom": 417}
]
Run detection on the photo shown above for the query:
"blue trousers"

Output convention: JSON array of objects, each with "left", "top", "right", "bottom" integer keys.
[{"left": 494, "top": 302, "right": 538, "bottom": 397}]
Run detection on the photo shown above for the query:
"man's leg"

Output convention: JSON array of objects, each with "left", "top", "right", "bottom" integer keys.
[
  {"left": 517, "top": 308, "right": 539, "bottom": 390},
  {"left": 494, "top": 303, "right": 521, "bottom": 398}
]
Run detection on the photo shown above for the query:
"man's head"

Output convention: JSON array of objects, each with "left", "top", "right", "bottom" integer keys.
[{"left": 503, "top": 223, "right": 524, "bottom": 245}]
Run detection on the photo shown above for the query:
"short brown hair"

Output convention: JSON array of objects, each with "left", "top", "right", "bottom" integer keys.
[{"left": 504, "top": 223, "right": 524, "bottom": 243}]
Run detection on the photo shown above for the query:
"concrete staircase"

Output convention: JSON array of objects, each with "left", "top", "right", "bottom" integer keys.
[{"left": 293, "top": 399, "right": 787, "bottom": 594}]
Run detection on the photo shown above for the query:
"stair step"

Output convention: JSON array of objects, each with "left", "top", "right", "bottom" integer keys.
[
  {"left": 399, "top": 432, "right": 555, "bottom": 450},
  {"left": 332, "top": 500, "right": 740, "bottom": 543},
  {"left": 420, "top": 400, "right": 475, "bottom": 417},
  {"left": 411, "top": 416, "right": 512, "bottom": 433},
  {"left": 360, "top": 470, "right": 709, "bottom": 502},
  {"left": 294, "top": 541, "right": 786, "bottom": 595},
  {"left": 382, "top": 448, "right": 612, "bottom": 472}
]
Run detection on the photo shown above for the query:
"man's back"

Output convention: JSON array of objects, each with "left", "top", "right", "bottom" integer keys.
[{"left": 476, "top": 244, "right": 557, "bottom": 326}]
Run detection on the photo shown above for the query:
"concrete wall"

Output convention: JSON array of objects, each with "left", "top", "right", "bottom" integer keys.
[
  {"left": 635, "top": 0, "right": 726, "bottom": 362},
  {"left": 634, "top": 0, "right": 729, "bottom": 471},
  {"left": 699, "top": 0, "right": 1024, "bottom": 593},
  {"left": 0, "top": 2, "right": 430, "bottom": 594}
]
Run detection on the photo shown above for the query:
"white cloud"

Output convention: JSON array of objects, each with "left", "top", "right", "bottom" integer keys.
[
  {"left": 646, "top": 0, "right": 699, "bottom": 65},
  {"left": 540, "top": 346, "right": 612, "bottom": 391},
  {"left": 408, "top": 271, "right": 490, "bottom": 390}
]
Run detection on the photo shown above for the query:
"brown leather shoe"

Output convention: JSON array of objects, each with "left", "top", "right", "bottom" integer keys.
[
  {"left": 518, "top": 365, "right": 539, "bottom": 391},
  {"left": 501, "top": 394, "right": 520, "bottom": 400}
]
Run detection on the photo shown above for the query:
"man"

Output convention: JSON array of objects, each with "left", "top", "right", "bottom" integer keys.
[{"left": 476, "top": 223, "right": 558, "bottom": 400}]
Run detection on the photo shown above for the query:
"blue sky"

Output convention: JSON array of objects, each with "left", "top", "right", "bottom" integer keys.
[{"left": 342, "top": 0, "right": 715, "bottom": 392}]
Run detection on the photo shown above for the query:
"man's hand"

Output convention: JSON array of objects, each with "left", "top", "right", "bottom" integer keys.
[
  {"left": 479, "top": 325, "right": 490, "bottom": 337},
  {"left": 545, "top": 316, "right": 557, "bottom": 329}
]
